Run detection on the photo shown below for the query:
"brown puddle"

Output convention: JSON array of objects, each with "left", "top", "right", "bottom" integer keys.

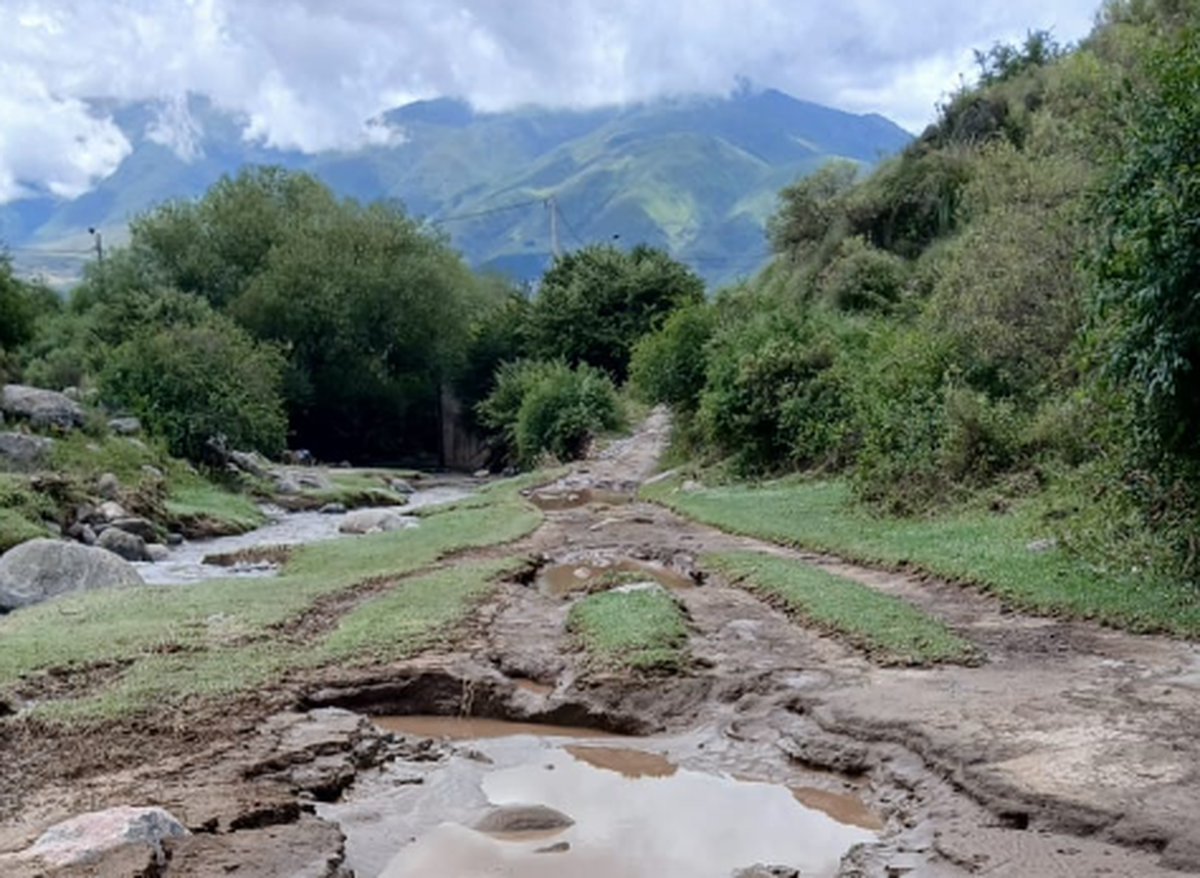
[
  {"left": 565, "top": 745, "right": 677, "bottom": 779},
  {"left": 792, "top": 786, "right": 886, "bottom": 832},
  {"left": 375, "top": 745, "right": 879, "bottom": 877},
  {"left": 540, "top": 559, "right": 694, "bottom": 597},
  {"left": 372, "top": 716, "right": 621, "bottom": 740},
  {"left": 527, "top": 488, "right": 633, "bottom": 510}
]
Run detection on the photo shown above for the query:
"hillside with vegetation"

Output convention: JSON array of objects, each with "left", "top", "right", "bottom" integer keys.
[
  {"left": 2, "top": 89, "right": 910, "bottom": 288},
  {"left": 631, "top": 0, "right": 1200, "bottom": 597}
]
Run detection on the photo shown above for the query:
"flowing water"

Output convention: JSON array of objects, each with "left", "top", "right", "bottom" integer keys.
[
  {"left": 136, "top": 485, "right": 472, "bottom": 586},
  {"left": 325, "top": 718, "right": 880, "bottom": 878}
]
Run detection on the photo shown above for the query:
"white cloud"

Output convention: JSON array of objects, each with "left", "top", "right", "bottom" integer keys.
[{"left": 0, "top": 0, "right": 1103, "bottom": 203}]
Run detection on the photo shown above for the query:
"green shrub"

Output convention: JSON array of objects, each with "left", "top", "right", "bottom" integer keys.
[
  {"left": 101, "top": 315, "right": 288, "bottom": 463},
  {"left": 478, "top": 360, "right": 622, "bottom": 468},
  {"left": 817, "top": 237, "right": 909, "bottom": 312},
  {"left": 628, "top": 303, "right": 715, "bottom": 412},
  {"left": 698, "top": 308, "right": 854, "bottom": 475}
]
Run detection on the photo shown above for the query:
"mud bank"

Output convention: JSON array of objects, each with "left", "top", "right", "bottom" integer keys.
[{"left": 2, "top": 409, "right": 1199, "bottom": 877}]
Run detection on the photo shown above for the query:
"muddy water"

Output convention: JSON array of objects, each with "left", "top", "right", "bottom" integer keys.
[
  {"left": 136, "top": 486, "right": 472, "bottom": 586},
  {"left": 374, "top": 716, "right": 620, "bottom": 740},
  {"left": 539, "top": 558, "right": 695, "bottom": 597},
  {"left": 328, "top": 722, "right": 879, "bottom": 878},
  {"left": 527, "top": 488, "right": 633, "bottom": 510}
]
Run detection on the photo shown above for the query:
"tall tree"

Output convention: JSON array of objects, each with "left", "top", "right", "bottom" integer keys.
[{"left": 527, "top": 243, "right": 705, "bottom": 382}]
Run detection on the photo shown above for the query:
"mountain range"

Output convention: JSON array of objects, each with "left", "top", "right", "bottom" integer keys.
[{"left": 2, "top": 88, "right": 912, "bottom": 288}]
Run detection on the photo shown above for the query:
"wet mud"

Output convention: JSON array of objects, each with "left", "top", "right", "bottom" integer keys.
[{"left": 3, "top": 408, "right": 1200, "bottom": 876}]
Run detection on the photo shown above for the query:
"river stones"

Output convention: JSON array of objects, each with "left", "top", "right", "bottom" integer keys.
[
  {"left": 97, "top": 527, "right": 150, "bottom": 563},
  {"left": 0, "top": 432, "right": 54, "bottom": 473},
  {"left": 338, "top": 509, "right": 412, "bottom": 535},
  {"left": 474, "top": 804, "right": 575, "bottom": 834},
  {"left": 0, "top": 539, "right": 144, "bottom": 611}
]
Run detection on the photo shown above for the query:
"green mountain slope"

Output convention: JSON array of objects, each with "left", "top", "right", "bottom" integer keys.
[{"left": 2, "top": 90, "right": 910, "bottom": 287}]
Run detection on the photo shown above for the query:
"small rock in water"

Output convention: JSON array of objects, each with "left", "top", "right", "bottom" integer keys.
[
  {"left": 166, "top": 532, "right": 184, "bottom": 547},
  {"left": 145, "top": 544, "right": 171, "bottom": 563},
  {"left": 473, "top": 468, "right": 491, "bottom": 479},
  {"left": 97, "top": 528, "right": 149, "bottom": 563},
  {"left": 475, "top": 804, "right": 574, "bottom": 834},
  {"left": 339, "top": 509, "right": 411, "bottom": 534},
  {"left": 319, "top": 502, "right": 347, "bottom": 515},
  {"left": 22, "top": 805, "right": 188, "bottom": 867},
  {"left": 389, "top": 478, "right": 416, "bottom": 495},
  {"left": 732, "top": 866, "right": 801, "bottom": 878},
  {"left": 536, "top": 841, "right": 571, "bottom": 854}
]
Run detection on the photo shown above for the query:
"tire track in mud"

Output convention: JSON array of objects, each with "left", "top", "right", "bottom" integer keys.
[{"left": 498, "top": 407, "right": 1200, "bottom": 876}]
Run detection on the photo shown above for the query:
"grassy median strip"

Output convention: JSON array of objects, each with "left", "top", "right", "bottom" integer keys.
[
  {"left": 1, "top": 480, "right": 543, "bottom": 717},
  {"left": 645, "top": 476, "right": 1200, "bottom": 637},
  {"left": 707, "top": 550, "right": 976, "bottom": 665},
  {"left": 319, "top": 557, "right": 522, "bottom": 662},
  {"left": 567, "top": 587, "right": 689, "bottom": 671}
]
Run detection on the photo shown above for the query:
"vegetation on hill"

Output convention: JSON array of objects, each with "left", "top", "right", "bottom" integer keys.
[{"left": 633, "top": 1, "right": 1200, "bottom": 586}]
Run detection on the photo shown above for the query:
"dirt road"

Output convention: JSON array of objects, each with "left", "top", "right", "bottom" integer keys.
[{"left": 2, "top": 409, "right": 1199, "bottom": 876}]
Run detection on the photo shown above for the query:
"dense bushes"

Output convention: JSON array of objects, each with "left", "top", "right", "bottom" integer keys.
[
  {"left": 478, "top": 360, "right": 622, "bottom": 467},
  {"left": 101, "top": 315, "right": 288, "bottom": 463}
]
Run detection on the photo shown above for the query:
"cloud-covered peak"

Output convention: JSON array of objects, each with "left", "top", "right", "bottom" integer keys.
[{"left": 1, "top": 0, "right": 1100, "bottom": 204}]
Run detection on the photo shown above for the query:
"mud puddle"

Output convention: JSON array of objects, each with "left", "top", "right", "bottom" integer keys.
[
  {"left": 539, "top": 558, "right": 695, "bottom": 597},
  {"left": 373, "top": 715, "right": 621, "bottom": 740},
  {"left": 527, "top": 487, "right": 633, "bottom": 510},
  {"left": 327, "top": 721, "right": 879, "bottom": 878}
]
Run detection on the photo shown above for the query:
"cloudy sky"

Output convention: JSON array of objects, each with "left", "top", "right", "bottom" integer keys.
[{"left": 2, "top": 0, "right": 1101, "bottom": 204}]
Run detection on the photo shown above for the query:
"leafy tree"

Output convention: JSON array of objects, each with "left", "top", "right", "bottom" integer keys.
[
  {"left": 101, "top": 313, "right": 287, "bottom": 463},
  {"left": 0, "top": 257, "right": 60, "bottom": 380},
  {"left": 230, "top": 198, "right": 480, "bottom": 459},
  {"left": 131, "top": 166, "right": 333, "bottom": 309},
  {"left": 1092, "top": 28, "right": 1200, "bottom": 463},
  {"left": 526, "top": 244, "right": 705, "bottom": 382}
]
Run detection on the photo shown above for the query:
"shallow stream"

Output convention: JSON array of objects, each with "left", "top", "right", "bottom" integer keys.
[{"left": 136, "top": 485, "right": 472, "bottom": 586}]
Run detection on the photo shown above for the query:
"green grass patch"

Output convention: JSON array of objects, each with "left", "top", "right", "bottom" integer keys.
[
  {"left": 707, "top": 551, "right": 977, "bottom": 665},
  {"left": 0, "top": 480, "right": 543, "bottom": 716},
  {"left": 567, "top": 587, "right": 689, "bottom": 671},
  {"left": 319, "top": 558, "right": 522, "bottom": 662},
  {"left": 644, "top": 476, "right": 1200, "bottom": 637},
  {"left": 166, "top": 480, "right": 267, "bottom": 532},
  {"left": 48, "top": 432, "right": 173, "bottom": 485}
]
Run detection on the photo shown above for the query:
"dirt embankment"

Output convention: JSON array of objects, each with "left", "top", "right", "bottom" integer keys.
[{"left": 2, "top": 408, "right": 1199, "bottom": 876}]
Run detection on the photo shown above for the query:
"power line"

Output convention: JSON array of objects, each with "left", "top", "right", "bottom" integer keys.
[{"left": 429, "top": 197, "right": 543, "bottom": 225}]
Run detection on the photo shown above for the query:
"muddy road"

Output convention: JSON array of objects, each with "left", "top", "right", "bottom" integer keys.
[{"left": 3, "top": 409, "right": 1199, "bottom": 876}]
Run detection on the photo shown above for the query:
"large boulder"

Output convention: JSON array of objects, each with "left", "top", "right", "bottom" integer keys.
[
  {"left": 0, "top": 432, "right": 54, "bottom": 472},
  {"left": 21, "top": 806, "right": 188, "bottom": 867},
  {"left": 97, "top": 527, "right": 150, "bottom": 563},
  {"left": 0, "top": 539, "right": 144, "bottom": 611},
  {"left": 338, "top": 509, "right": 412, "bottom": 535},
  {"left": 0, "top": 385, "right": 84, "bottom": 431}
]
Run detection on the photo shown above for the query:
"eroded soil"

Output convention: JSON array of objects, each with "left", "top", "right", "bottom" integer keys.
[{"left": 2, "top": 409, "right": 1200, "bottom": 876}]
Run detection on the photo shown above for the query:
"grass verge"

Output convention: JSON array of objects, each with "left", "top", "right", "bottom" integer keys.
[
  {"left": 707, "top": 551, "right": 977, "bottom": 665},
  {"left": 644, "top": 476, "right": 1200, "bottom": 637},
  {"left": 2, "top": 479, "right": 543, "bottom": 718},
  {"left": 319, "top": 557, "right": 523, "bottom": 663},
  {"left": 567, "top": 587, "right": 689, "bottom": 671}
]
